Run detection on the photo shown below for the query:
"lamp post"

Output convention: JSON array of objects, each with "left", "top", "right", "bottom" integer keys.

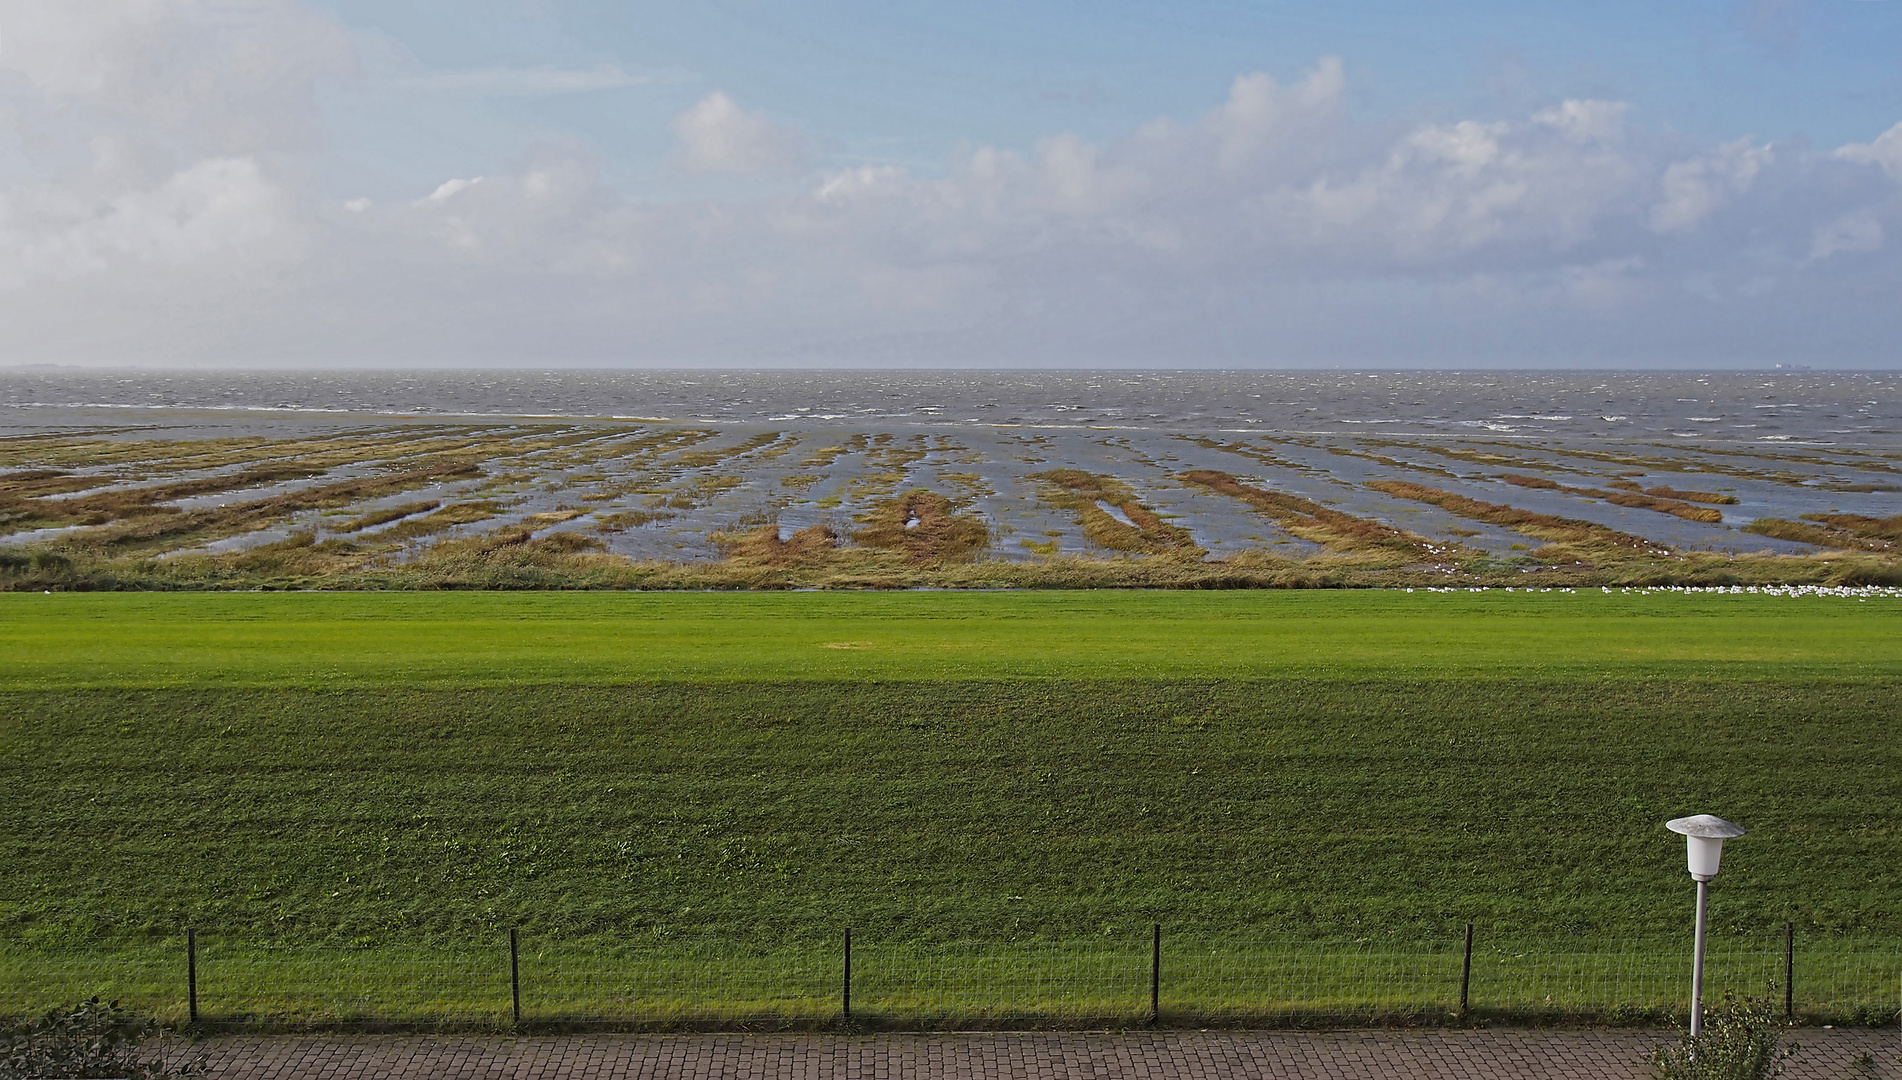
[{"left": 1666, "top": 814, "right": 1746, "bottom": 1038}]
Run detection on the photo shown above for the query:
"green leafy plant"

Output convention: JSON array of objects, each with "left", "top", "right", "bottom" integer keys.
[
  {"left": 1650, "top": 992, "right": 1796, "bottom": 1080},
  {"left": 1, "top": 997, "right": 204, "bottom": 1080}
]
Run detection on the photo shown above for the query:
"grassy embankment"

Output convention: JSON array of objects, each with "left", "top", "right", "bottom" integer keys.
[{"left": 3, "top": 591, "right": 1900, "bottom": 1026}]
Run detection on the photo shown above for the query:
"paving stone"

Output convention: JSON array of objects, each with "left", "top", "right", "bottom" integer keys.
[{"left": 193, "top": 1028, "right": 1902, "bottom": 1080}]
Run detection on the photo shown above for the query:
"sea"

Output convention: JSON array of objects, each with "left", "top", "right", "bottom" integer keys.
[{"left": 0, "top": 369, "right": 1895, "bottom": 444}]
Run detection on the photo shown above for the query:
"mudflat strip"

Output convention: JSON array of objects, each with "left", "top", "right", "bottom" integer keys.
[
  {"left": 193, "top": 1029, "right": 1899, "bottom": 1079},
  {"left": 4, "top": 377, "right": 1901, "bottom": 588}
]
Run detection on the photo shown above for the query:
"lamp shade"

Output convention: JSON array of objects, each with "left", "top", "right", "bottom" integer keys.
[{"left": 1666, "top": 815, "right": 1746, "bottom": 882}]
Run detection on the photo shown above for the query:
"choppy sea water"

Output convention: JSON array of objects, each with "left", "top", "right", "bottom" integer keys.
[
  {"left": 1, "top": 369, "right": 1897, "bottom": 563},
  {"left": 2, "top": 369, "right": 1896, "bottom": 444}
]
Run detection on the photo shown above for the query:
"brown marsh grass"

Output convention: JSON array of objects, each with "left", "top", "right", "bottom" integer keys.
[
  {"left": 1802, "top": 512, "right": 1902, "bottom": 544},
  {"left": 1626, "top": 484, "right": 1739, "bottom": 505},
  {"left": 335, "top": 501, "right": 441, "bottom": 533},
  {"left": 1502, "top": 475, "right": 1724, "bottom": 523},
  {"left": 1180, "top": 469, "right": 1447, "bottom": 561},
  {"left": 716, "top": 523, "right": 843, "bottom": 567},
  {"left": 1030, "top": 470, "right": 1202, "bottom": 556},
  {"left": 12, "top": 539, "right": 1894, "bottom": 592},
  {"left": 852, "top": 490, "right": 990, "bottom": 563},
  {"left": 594, "top": 509, "right": 676, "bottom": 532},
  {"left": 375, "top": 502, "right": 501, "bottom": 542},
  {"left": 59, "top": 463, "right": 482, "bottom": 553},
  {"left": 1366, "top": 480, "right": 1658, "bottom": 554},
  {"left": 1745, "top": 516, "right": 1898, "bottom": 552}
]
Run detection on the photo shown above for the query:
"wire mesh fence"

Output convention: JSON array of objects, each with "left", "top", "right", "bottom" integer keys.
[
  {"left": 197, "top": 944, "right": 513, "bottom": 1026},
  {"left": 855, "top": 939, "right": 1148, "bottom": 1024},
  {"left": 1, "top": 948, "right": 188, "bottom": 1025},
  {"left": 3, "top": 930, "right": 1897, "bottom": 1029},
  {"left": 1166, "top": 937, "right": 1460, "bottom": 1023},
  {"left": 520, "top": 941, "right": 836, "bottom": 1024}
]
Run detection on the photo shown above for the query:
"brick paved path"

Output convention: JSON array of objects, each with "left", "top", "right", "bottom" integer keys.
[{"left": 197, "top": 1028, "right": 1901, "bottom": 1079}]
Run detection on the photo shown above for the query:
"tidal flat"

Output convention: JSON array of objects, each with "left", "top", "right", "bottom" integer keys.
[{"left": 1, "top": 370, "right": 1898, "bottom": 589}]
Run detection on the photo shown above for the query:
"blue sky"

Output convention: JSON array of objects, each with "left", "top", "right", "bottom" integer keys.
[
  {"left": 310, "top": 1, "right": 1902, "bottom": 197},
  {"left": 1, "top": 0, "right": 1900, "bottom": 367}
]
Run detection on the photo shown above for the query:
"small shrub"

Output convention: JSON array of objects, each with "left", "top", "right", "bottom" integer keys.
[
  {"left": 1650, "top": 992, "right": 1795, "bottom": 1080},
  {"left": 1, "top": 997, "right": 204, "bottom": 1080}
]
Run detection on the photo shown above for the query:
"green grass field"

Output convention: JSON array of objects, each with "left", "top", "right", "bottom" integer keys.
[
  {"left": 5, "top": 589, "right": 1901, "bottom": 686},
  {"left": 4, "top": 591, "right": 1900, "bottom": 1025}
]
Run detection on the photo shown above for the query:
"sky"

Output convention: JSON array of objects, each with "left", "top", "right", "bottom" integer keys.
[{"left": 1, "top": 1, "right": 1900, "bottom": 369}]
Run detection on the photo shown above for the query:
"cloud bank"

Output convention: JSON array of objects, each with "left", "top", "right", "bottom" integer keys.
[{"left": 1, "top": 2, "right": 1900, "bottom": 366}]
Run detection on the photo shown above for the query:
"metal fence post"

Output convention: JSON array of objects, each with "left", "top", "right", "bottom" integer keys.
[
  {"left": 510, "top": 928, "right": 521, "bottom": 1025},
  {"left": 1459, "top": 923, "right": 1474, "bottom": 1016},
  {"left": 1783, "top": 922, "right": 1794, "bottom": 1021},
  {"left": 1150, "top": 924, "right": 1161, "bottom": 1024},
  {"left": 842, "top": 928, "right": 852, "bottom": 1021},
  {"left": 187, "top": 927, "right": 198, "bottom": 1024}
]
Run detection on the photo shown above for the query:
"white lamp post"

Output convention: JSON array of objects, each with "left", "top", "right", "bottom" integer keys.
[{"left": 1666, "top": 814, "right": 1746, "bottom": 1038}]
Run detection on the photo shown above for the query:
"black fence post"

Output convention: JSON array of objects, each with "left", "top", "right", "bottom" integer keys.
[
  {"left": 842, "top": 928, "right": 853, "bottom": 1021},
  {"left": 1784, "top": 922, "right": 1794, "bottom": 1021},
  {"left": 186, "top": 928, "right": 198, "bottom": 1024},
  {"left": 1459, "top": 923, "right": 1474, "bottom": 1016},
  {"left": 510, "top": 928, "right": 521, "bottom": 1025},
  {"left": 1149, "top": 924, "right": 1161, "bottom": 1024}
]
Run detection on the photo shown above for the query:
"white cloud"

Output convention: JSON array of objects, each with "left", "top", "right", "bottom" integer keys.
[
  {"left": 670, "top": 91, "right": 805, "bottom": 174},
  {"left": 1204, "top": 57, "right": 1344, "bottom": 171},
  {"left": 0, "top": 0, "right": 166, "bottom": 102},
  {"left": 420, "top": 177, "right": 484, "bottom": 205},
  {"left": 0, "top": 0, "right": 353, "bottom": 150},
  {"left": 1534, "top": 100, "right": 1628, "bottom": 144},
  {"left": 0, "top": 155, "right": 299, "bottom": 288},
  {"left": 814, "top": 166, "right": 906, "bottom": 205},
  {"left": 1809, "top": 211, "right": 1884, "bottom": 262},
  {"left": 1257, "top": 105, "right": 1642, "bottom": 261},
  {"left": 1835, "top": 120, "right": 1902, "bottom": 181},
  {"left": 1648, "top": 137, "right": 1772, "bottom": 233},
  {"left": 0, "top": 2, "right": 327, "bottom": 294},
  {"left": 1, "top": 9, "right": 1900, "bottom": 367}
]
